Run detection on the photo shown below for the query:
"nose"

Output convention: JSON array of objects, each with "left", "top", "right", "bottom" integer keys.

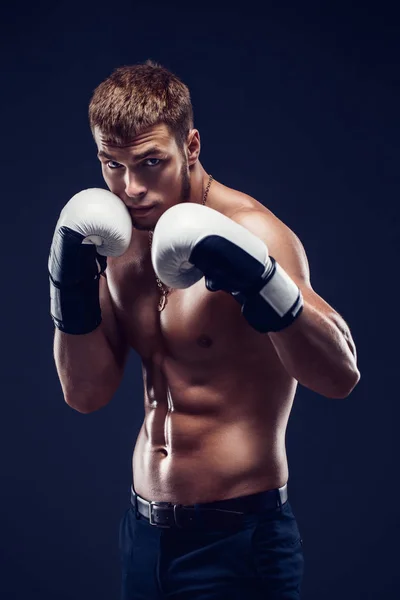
[{"left": 124, "top": 173, "right": 147, "bottom": 203}]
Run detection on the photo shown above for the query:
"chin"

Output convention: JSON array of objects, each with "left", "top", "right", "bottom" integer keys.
[
  {"left": 131, "top": 221, "right": 152, "bottom": 232},
  {"left": 131, "top": 217, "right": 160, "bottom": 232}
]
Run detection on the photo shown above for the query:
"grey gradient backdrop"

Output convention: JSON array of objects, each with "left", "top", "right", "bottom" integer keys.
[{"left": 1, "top": 2, "right": 399, "bottom": 599}]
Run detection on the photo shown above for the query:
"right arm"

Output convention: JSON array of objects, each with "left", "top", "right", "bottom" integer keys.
[
  {"left": 48, "top": 188, "right": 132, "bottom": 413},
  {"left": 54, "top": 275, "right": 130, "bottom": 413}
]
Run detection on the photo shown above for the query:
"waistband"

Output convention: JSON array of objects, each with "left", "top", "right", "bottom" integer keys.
[{"left": 130, "top": 483, "right": 288, "bottom": 529}]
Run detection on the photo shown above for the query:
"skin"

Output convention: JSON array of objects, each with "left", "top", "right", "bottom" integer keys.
[{"left": 92, "top": 123, "right": 360, "bottom": 504}]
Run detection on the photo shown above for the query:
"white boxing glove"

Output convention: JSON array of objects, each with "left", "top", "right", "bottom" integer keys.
[
  {"left": 151, "top": 203, "right": 303, "bottom": 333},
  {"left": 151, "top": 203, "right": 268, "bottom": 288},
  {"left": 51, "top": 188, "right": 132, "bottom": 258},
  {"left": 49, "top": 188, "right": 132, "bottom": 334}
]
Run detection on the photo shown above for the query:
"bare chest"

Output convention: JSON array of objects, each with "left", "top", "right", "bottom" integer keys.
[
  {"left": 106, "top": 251, "right": 295, "bottom": 435},
  {"left": 106, "top": 255, "right": 280, "bottom": 370}
]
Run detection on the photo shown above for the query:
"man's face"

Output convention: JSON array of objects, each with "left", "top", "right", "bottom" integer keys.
[{"left": 95, "top": 123, "right": 191, "bottom": 231}]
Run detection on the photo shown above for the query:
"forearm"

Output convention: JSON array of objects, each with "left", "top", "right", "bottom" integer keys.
[
  {"left": 269, "top": 302, "right": 360, "bottom": 398},
  {"left": 54, "top": 324, "right": 123, "bottom": 413}
]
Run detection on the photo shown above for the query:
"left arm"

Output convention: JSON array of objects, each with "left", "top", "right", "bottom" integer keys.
[{"left": 231, "top": 209, "right": 360, "bottom": 399}]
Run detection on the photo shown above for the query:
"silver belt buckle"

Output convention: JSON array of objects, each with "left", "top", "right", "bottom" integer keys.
[{"left": 148, "top": 501, "right": 172, "bottom": 528}]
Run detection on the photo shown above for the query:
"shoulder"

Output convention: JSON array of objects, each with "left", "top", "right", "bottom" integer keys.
[{"left": 210, "top": 181, "right": 310, "bottom": 286}]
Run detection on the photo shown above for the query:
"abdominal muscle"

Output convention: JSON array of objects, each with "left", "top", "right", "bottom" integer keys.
[{"left": 132, "top": 352, "right": 297, "bottom": 505}]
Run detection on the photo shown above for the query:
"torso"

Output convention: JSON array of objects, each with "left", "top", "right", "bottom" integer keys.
[{"left": 106, "top": 180, "right": 298, "bottom": 504}]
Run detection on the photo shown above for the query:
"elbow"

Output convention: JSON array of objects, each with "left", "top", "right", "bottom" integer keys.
[
  {"left": 322, "top": 365, "right": 361, "bottom": 399},
  {"left": 65, "top": 400, "right": 96, "bottom": 414},
  {"left": 61, "top": 371, "right": 122, "bottom": 412},
  {"left": 64, "top": 389, "right": 111, "bottom": 414},
  {"left": 299, "top": 364, "right": 361, "bottom": 399}
]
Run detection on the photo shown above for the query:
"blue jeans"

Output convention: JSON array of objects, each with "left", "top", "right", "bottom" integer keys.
[{"left": 119, "top": 491, "right": 304, "bottom": 599}]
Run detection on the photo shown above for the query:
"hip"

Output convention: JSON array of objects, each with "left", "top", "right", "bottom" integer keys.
[{"left": 132, "top": 432, "right": 288, "bottom": 505}]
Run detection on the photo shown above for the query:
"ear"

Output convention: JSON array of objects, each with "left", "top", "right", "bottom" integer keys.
[{"left": 186, "top": 129, "right": 201, "bottom": 166}]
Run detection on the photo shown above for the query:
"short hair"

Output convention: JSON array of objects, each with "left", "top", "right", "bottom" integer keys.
[{"left": 88, "top": 60, "right": 194, "bottom": 149}]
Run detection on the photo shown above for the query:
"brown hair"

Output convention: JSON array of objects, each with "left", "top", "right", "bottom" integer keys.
[{"left": 88, "top": 60, "right": 194, "bottom": 149}]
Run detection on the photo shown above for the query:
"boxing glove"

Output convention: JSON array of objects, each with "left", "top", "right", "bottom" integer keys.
[
  {"left": 151, "top": 203, "right": 303, "bottom": 333},
  {"left": 48, "top": 188, "right": 132, "bottom": 334}
]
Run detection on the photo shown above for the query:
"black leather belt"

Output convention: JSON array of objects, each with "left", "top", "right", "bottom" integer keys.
[{"left": 130, "top": 484, "right": 288, "bottom": 529}]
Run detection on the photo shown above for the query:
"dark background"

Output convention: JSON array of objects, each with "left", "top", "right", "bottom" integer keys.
[{"left": 1, "top": 2, "right": 399, "bottom": 598}]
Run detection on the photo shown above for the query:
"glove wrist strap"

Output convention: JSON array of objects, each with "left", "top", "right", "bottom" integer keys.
[
  {"left": 49, "top": 276, "right": 102, "bottom": 335},
  {"left": 237, "top": 258, "right": 304, "bottom": 333}
]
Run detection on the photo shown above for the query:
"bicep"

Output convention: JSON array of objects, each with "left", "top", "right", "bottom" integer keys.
[
  {"left": 266, "top": 221, "right": 358, "bottom": 359},
  {"left": 268, "top": 225, "right": 342, "bottom": 320}
]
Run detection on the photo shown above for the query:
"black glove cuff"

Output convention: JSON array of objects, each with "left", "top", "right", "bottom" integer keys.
[
  {"left": 49, "top": 276, "right": 102, "bottom": 335},
  {"left": 242, "top": 290, "right": 304, "bottom": 333},
  {"left": 232, "top": 257, "right": 304, "bottom": 333}
]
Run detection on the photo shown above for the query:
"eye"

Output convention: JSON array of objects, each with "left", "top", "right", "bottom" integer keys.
[
  {"left": 107, "top": 160, "right": 122, "bottom": 170},
  {"left": 143, "top": 158, "right": 161, "bottom": 167}
]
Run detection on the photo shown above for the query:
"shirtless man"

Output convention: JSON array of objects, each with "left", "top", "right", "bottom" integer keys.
[{"left": 49, "top": 60, "right": 360, "bottom": 599}]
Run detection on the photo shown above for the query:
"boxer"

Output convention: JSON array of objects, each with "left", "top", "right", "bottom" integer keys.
[{"left": 49, "top": 60, "right": 360, "bottom": 599}]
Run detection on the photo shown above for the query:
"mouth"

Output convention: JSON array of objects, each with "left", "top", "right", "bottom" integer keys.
[{"left": 130, "top": 205, "right": 156, "bottom": 217}]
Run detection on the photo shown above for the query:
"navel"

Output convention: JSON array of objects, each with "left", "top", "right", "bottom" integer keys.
[{"left": 197, "top": 334, "right": 213, "bottom": 348}]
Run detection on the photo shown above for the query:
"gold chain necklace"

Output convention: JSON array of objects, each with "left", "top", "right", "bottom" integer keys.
[{"left": 149, "top": 173, "right": 213, "bottom": 311}]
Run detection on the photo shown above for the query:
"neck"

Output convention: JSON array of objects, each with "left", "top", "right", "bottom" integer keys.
[{"left": 188, "top": 161, "right": 211, "bottom": 205}]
